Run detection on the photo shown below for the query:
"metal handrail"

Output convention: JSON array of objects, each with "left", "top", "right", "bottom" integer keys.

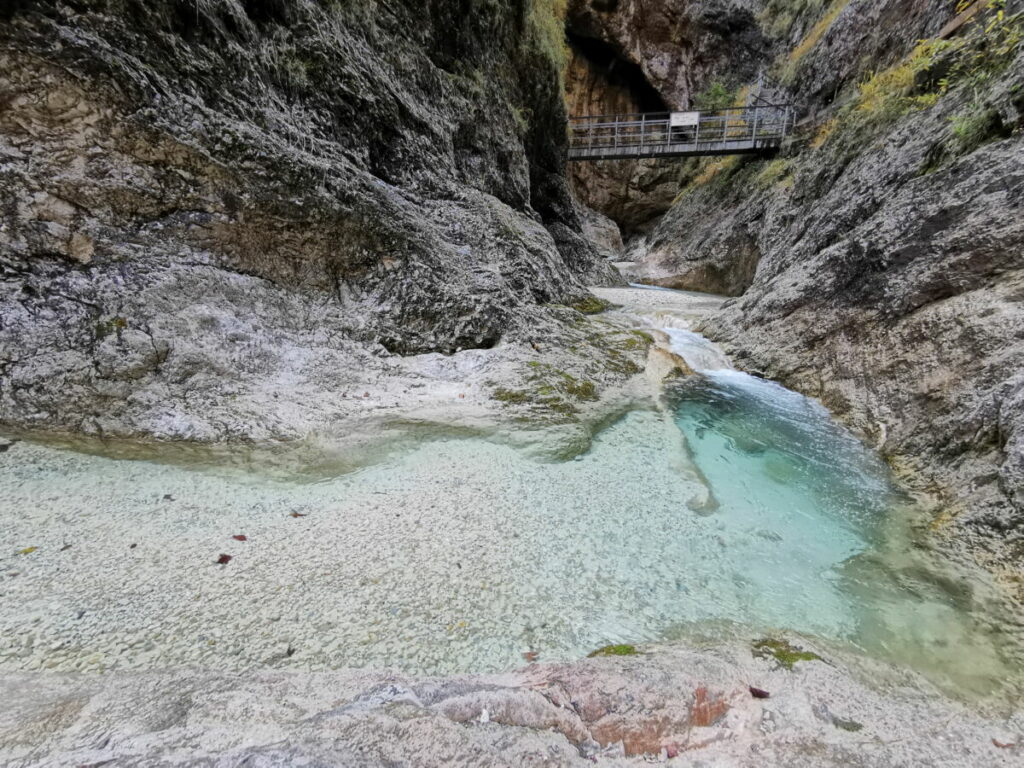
[{"left": 567, "top": 105, "right": 796, "bottom": 161}]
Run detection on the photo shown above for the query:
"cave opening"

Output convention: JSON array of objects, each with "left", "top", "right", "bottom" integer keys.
[{"left": 566, "top": 31, "right": 669, "bottom": 115}]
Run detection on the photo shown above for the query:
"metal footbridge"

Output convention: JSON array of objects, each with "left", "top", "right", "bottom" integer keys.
[{"left": 567, "top": 103, "right": 796, "bottom": 161}]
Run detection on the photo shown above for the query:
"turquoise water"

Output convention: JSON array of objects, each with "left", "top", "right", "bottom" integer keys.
[
  {"left": 0, "top": 319, "right": 1018, "bottom": 699},
  {"left": 663, "top": 328, "right": 1017, "bottom": 695}
]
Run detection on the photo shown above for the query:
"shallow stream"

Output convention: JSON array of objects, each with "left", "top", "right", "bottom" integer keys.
[{"left": 0, "top": 289, "right": 1018, "bottom": 703}]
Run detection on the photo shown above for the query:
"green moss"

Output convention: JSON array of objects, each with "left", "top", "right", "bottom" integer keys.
[
  {"left": 491, "top": 362, "right": 598, "bottom": 417},
  {"left": 563, "top": 378, "right": 597, "bottom": 401},
  {"left": 528, "top": 0, "right": 570, "bottom": 84},
  {"left": 492, "top": 388, "right": 531, "bottom": 404},
  {"left": 832, "top": 716, "right": 864, "bottom": 732},
  {"left": 617, "top": 330, "right": 655, "bottom": 352},
  {"left": 588, "top": 643, "right": 638, "bottom": 657},
  {"left": 752, "top": 638, "right": 823, "bottom": 670},
  {"left": 539, "top": 398, "right": 578, "bottom": 415},
  {"left": 95, "top": 316, "right": 127, "bottom": 340},
  {"left": 755, "top": 158, "right": 792, "bottom": 188},
  {"left": 570, "top": 296, "right": 611, "bottom": 315}
]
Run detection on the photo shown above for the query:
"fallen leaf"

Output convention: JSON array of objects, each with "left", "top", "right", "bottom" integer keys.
[
  {"left": 232, "top": 534, "right": 248, "bottom": 542},
  {"left": 665, "top": 744, "right": 679, "bottom": 759},
  {"left": 60, "top": 543, "right": 72, "bottom": 551},
  {"left": 458, "top": 393, "right": 465, "bottom": 399},
  {"left": 216, "top": 553, "right": 233, "bottom": 565},
  {"left": 749, "top": 686, "right": 770, "bottom": 699},
  {"left": 993, "top": 739, "right": 1017, "bottom": 749},
  {"left": 290, "top": 511, "right": 307, "bottom": 518},
  {"left": 522, "top": 650, "right": 539, "bottom": 663},
  {"left": 363, "top": 392, "right": 370, "bottom": 398},
  {"left": 17, "top": 546, "right": 37, "bottom": 555}
]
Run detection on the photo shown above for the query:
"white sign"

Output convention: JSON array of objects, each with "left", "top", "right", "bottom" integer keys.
[{"left": 670, "top": 111, "right": 700, "bottom": 127}]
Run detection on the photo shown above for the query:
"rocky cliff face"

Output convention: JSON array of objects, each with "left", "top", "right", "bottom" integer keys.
[
  {"left": 564, "top": 0, "right": 773, "bottom": 239},
  {"left": 0, "top": 0, "right": 626, "bottom": 445},
  {"left": 624, "top": 0, "right": 1024, "bottom": 588}
]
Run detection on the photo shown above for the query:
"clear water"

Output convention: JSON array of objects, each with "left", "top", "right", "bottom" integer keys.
[
  {"left": 664, "top": 327, "right": 1019, "bottom": 697},
  {"left": 0, "top": 323, "right": 1018, "bottom": 701}
]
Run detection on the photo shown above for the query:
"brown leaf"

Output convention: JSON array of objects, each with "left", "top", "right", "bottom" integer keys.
[
  {"left": 216, "top": 553, "right": 233, "bottom": 565},
  {"left": 232, "top": 535, "right": 248, "bottom": 542},
  {"left": 289, "top": 512, "right": 307, "bottom": 518},
  {"left": 749, "top": 686, "right": 770, "bottom": 699},
  {"left": 993, "top": 739, "right": 1017, "bottom": 749},
  {"left": 522, "top": 650, "right": 539, "bottom": 663}
]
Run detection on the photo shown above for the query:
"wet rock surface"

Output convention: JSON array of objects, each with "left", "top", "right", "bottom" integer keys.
[{"left": 2, "top": 642, "right": 1021, "bottom": 767}]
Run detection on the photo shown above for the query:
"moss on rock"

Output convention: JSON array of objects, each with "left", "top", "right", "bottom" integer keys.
[
  {"left": 569, "top": 296, "right": 611, "bottom": 315},
  {"left": 588, "top": 643, "right": 638, "bottom": 657},
  {"left": 752, "top": 638, "right": 822, "bottom": 670}
]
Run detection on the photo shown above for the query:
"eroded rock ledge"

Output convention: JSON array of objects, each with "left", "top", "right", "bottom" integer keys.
[{"left": 2, "top": 641, "right": 1021, "bottom": 767}]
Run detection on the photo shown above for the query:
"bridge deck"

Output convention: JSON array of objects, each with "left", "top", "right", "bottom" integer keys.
[{"left": 568, "top": 105, "right": 795, "bottom": 162}]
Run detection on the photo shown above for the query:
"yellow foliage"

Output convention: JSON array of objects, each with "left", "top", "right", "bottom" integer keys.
[
  {"left": 755, "top": 158, "right": 792, "bottom": 187},
  {"left": 782, "top": 0, "right": 851, "bottom": 80},
  {"left": 810, "top": 118, "right": 839, "bottom": 148},
  {"left": 692, "top": 156, "right": 740, "bottom": 187},
  {"left": 855, "top": 39, "right": 947, "bottom": 115}
]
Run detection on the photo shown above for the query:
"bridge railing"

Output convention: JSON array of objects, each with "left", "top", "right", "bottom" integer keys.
[{"left": 568, "top": 104, "right": 795, "bottom": 159}]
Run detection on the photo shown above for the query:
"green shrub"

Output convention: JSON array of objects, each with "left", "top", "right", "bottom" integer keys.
[
  {"left": 949, "top": 104, "right": 1010, "bottom": 155},
  {"left": 693, "top": 81, "right": 736, "bottom": 111}
]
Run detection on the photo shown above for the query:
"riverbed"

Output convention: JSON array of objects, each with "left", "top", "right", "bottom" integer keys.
[{"left": 0, "top": 288, "right": 1018, "bottom": 704}]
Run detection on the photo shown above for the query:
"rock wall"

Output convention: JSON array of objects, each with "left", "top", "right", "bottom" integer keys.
[
  {"left": 627, "top": 0, "right": 1024, "bottom": 587},
  {"left": 0, "top": 0, "right": 619, "bottom": 442}
]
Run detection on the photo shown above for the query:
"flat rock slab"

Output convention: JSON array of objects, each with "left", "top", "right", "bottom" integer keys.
[
  {"left": 591, "top": 285, "right": 728, "bottom": 328},
  {"left": 2, "top": 643, "right": 1021, "bottom": 767}
]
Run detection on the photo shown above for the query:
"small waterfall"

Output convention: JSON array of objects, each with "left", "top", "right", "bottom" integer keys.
[{"left": 664, "top": 328, "right": 733, "bottom": 372}]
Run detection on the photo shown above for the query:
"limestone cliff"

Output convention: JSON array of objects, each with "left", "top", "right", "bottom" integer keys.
[
  {"left": 625, "top": 0, "right": 1024, "bottom": 586},
  {"left": 564, "top": 0, "right": 772, "bottom": 238},
  {"left": 0, "top": 0, "right": 623, "bottom": 443}
]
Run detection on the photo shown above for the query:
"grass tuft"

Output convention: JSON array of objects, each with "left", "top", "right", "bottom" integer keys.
[{"left": 588, "top": 643, "right": 638, "bottom": 657}]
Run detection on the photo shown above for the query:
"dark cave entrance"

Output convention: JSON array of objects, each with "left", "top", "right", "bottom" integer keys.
[{"left": 566, "top": 31, "right": 669, "bottom": 115}]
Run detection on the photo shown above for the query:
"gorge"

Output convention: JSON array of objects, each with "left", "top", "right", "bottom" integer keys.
[{"left": 2, "top": 1, "right": 1023, "bottom": 765}]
